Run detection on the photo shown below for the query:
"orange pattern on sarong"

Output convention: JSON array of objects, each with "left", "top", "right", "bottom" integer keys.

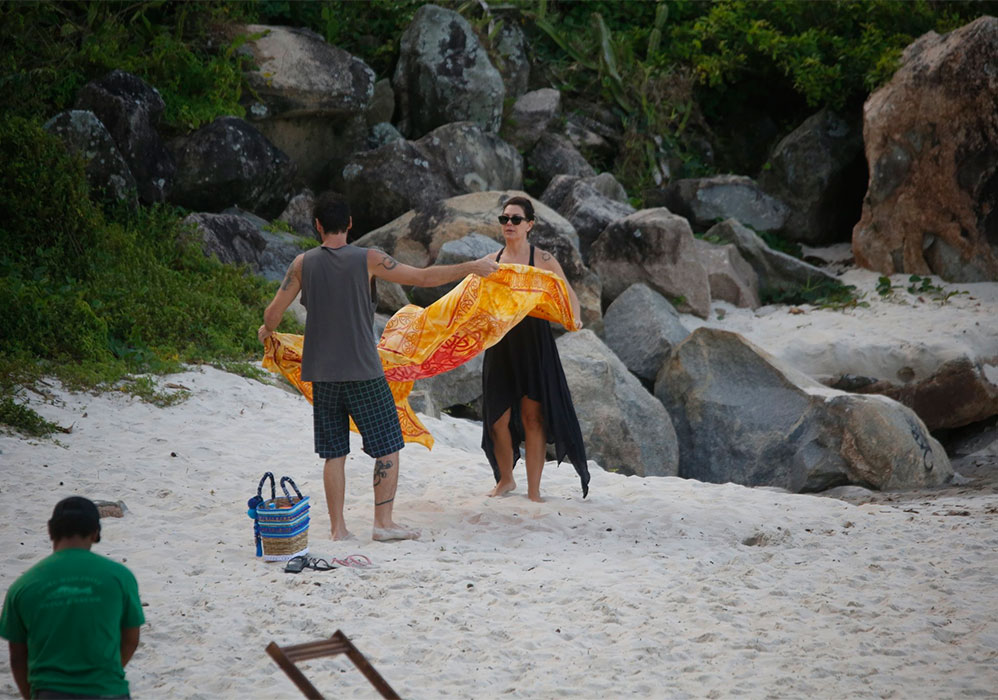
[{"left": 262, "top": 264, "right": 580, "bottom": 449}]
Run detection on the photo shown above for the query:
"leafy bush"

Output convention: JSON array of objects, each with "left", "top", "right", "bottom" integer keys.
[
  {"left": 0, "top": 113, "right": 292, "bottom": 432},
  {"left": 0, "top": 1, "right": 247, "bottom": 131},
  {"left": 0, "top": 396, "right": 62, "bottom": 438}
]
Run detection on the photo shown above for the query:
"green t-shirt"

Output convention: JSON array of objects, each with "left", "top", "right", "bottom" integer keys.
[{"left": 0, "top": 548, "right": 145, "bottom": 697}]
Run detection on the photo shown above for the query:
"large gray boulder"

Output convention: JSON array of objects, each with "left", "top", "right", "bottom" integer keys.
[
  {"left": 562, "top": 98, "right": 624, "bottom": 166},
  {"left": 559, "top": 330, "right": 679, "bottom": 477},
  {"left": 182, "top": 213, "right": 267, "bottom": 269},
  {"left": 182, "top": 210, "right": 313, "bottom": 283},
  {"left": 589, "top": 208, "right": 712, "bottom": 318},
  {"left": 655, "top": 174, "right": 790, "bottom": 233},
  {"left": 43, "top": 110, "right": 138, "bottom": 207},
  {"left": 541, "top": 173, "right": 629, "bottom": 209},
  {"left": 503, "top": 88, "right": 561, "bottom": 153},
  {"left": 74, "top": 69, "right": 174, "bottom": 204},
  {"left": 366, "top": 78, "right": 395, "bottom": 127},
  {"left": 233, "top": 24, "right": 375, "bottom": 189},
  {"left": 410, "top": 233, "right": 503, "bottom": 306},
  {"left": 339, "top": 121, "right": 522, "bottom": 234},
  {"left": 168, "top": 117, "right": 296, "bottom": 219},
  {"left": 692, "top": 238, "right": 760, "bottom": 309},
  {"left": 654, "top": 328, "right": 953, "bottom": 492},
  {"left": 683, "top": 268, "right": 998, "bottom": 433},
  {"left": 758, "top": 108, "right": 866, "bottom": 245},
  {"left": 602, "top": 284, "right": 690, "bottom": 384},
  {"left": 542, "top": 176, "right": 635, "bottom": 261},
  {"left": 277, "top": 190, "right": 317, "bottom": 240},
  {"left": 417, "top": 354, "right": 485, "bottom": 420},
  {"left": 393, "top": 4, "right": 504, "bottom": 138},
  {"left": 704, "top": 218, "right": 841, "bottom": 294},
  {"left": 494, "top": 16, "right": 530, "bottom": 99},
  {"left": 527, "top": 133, "right": 596, "bottom": 192}
]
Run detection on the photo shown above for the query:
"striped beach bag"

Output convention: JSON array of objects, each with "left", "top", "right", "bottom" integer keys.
[{"left": 248, "top": 472, "right": 310, "bottom": 561}]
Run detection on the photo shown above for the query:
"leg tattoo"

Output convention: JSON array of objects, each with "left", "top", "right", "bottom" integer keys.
[
  {"left": 375, "top": 496, "right": 395, "bottom": 506},
  {"left": 373, "top": 457, "right": 395, "bottom": 487}
]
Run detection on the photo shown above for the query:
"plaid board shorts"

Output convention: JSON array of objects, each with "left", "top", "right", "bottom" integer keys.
[{"left": 312, "top": 377, "right": 405, "bottom": 459}]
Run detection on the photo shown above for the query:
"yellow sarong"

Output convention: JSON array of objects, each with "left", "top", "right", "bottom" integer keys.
[{"left": 262, "top": 264, "right": 580, "bottom": 449}]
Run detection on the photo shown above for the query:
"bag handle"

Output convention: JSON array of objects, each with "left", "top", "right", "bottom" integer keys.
[
  {"left": 257, "top": 472, "right": 276, "bottom": 502},
  {"left": 280, "top": 476, "right": 304, "bottom": 504}
]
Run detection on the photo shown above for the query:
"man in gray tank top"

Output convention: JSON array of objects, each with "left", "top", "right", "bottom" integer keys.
[{"left": 258, "top": 192, "right": 498, "bottom": 542}]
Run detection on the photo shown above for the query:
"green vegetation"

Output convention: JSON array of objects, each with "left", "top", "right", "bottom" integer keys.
[
  {"left": 0, "top": 116, "right": 296, "bottom": 436},
  {"left": 761, "top": 278, "right": 867, "bottom": 310},
  {"left": 877, "top": 274, "right": 969, "bottom": 303},
  {"left": 0, "top": 396, "right": 63, "bottom": 437},
  {"left": 1, "top": 2, "right": 251, "bottom": 131}
]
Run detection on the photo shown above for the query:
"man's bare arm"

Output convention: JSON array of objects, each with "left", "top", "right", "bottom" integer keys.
[
  {"left": 120, "top": 627, "right": 140, "bottom": 667},
  {"left": 9, "top": 642, "right": 29, "bottom": 699},
  {"left": 259, "top": 255, "right": 304, "bottom": 343},
  {"left": 367, "top": 250, "right": 497, "bottom": 287}
]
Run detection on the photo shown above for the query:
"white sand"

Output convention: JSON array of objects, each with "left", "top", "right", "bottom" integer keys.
[{"left": 2, "top": 358, "right": 997, "bottom": 698}]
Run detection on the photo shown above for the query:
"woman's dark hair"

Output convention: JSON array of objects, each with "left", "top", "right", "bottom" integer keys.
[
  {"left": 313, "top": 191, "right": 351, "bottom": 234},
  {"left": 503, "top": 195, "right": 535, "bottom": 221}
]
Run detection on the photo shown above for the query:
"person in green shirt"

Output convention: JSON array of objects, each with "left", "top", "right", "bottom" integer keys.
[{"left": 0, "top": 497, "right": 145, "bottom": 699}]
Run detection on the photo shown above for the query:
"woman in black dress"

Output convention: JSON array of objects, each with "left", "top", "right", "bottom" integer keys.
[{"left": 482, "top": 196, "right": 590, "bottom": 501}]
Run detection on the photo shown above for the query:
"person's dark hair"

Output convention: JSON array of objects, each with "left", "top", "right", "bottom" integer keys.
[
  {"left": 48, "top": 496, "right": 101, "bottom": 542},
  {"left": 503, "top": 195, "right": 535, "bottom": 221},
  {"left": 313, "top": 191, "right": 351, "bottom": 235}
]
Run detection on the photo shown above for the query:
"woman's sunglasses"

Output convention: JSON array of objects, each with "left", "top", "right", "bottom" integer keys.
[{"left": 498, "top": 215, "right": 527, "bottom": 225}]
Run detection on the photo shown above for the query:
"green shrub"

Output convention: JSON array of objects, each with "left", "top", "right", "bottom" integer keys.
[
  {"left": 761, "top": 279, "right": 866, "bottom": 310},
  {"left": 0, "top": 396, "right": 62, "bottom": 438},
  {"left": 0, "top": 1, "right": 247, "bottom": 131}
]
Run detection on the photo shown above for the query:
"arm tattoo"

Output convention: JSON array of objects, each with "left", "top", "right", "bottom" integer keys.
[
  {"left": 377, "top": 253, "right": 398, "bottom": 271},
  {"left": 279, "top": 266, "right": 294, "bottom": 291},
  {"left": 375, "top": 496, "right": 395, "bottom": 506},
  {"left": 540, "top": 251, "right": 553, "bottom": 261},
  {"left": 373, "top": 458, "right": 395, "bottom": 486},
  {"left": 280, "top": 259, "right": 299, "bottom": 291}
]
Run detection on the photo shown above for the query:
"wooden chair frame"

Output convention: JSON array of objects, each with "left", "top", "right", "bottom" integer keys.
[{"left": 266, "top": 629, "right": 400, "bottom": 699}]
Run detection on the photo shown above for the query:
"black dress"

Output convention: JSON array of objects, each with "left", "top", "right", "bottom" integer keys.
[{"left": 481, "top": 246, "right": 590, "bottom": 497}]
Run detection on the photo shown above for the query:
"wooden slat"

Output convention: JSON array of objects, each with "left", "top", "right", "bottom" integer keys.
[{"left": 266, "top": 630, "right": 401, "bottom": 700}]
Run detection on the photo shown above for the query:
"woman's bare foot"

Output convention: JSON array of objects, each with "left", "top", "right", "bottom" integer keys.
[
  {"left": 372, "top": 523, "right": 421, "bottom": 542},
  {"left": 527, "top": 491, "right": 545, "bottom": 503},
  {"left": 488, "top": 479, "right": 516, "bottom": 497},
  {"left": 330, "top": 526, "right": 353, "bottom": 541}
]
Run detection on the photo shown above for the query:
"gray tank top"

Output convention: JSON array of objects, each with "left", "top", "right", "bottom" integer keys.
[{"left": 300, "top": 245, "right": 384, "bottom": 382}]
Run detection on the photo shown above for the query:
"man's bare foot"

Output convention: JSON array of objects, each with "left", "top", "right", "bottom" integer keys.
[
  {"left": 488, "top": 479, "right": 516, "bottom": 497},
  {"left": 372, "top": 524, "right": 421, "bottom": 542},
  {"left": 331, "top": 527, "right": 354, "bottom": 541}
]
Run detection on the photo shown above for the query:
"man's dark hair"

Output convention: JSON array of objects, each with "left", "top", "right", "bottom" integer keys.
[
  {"left": 503, "top": 195, "right": 535, "bottom": 221},
  {"left": 48, "top": 496, "right": 101, "bottom": 542},
  {"left": 313, "top": 191, "right": 351, "bottom": 235}
]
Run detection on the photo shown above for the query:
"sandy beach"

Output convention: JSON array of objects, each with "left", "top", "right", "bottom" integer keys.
[{"left": 2, "top": 270, "right": 997, "bottom": 698}]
